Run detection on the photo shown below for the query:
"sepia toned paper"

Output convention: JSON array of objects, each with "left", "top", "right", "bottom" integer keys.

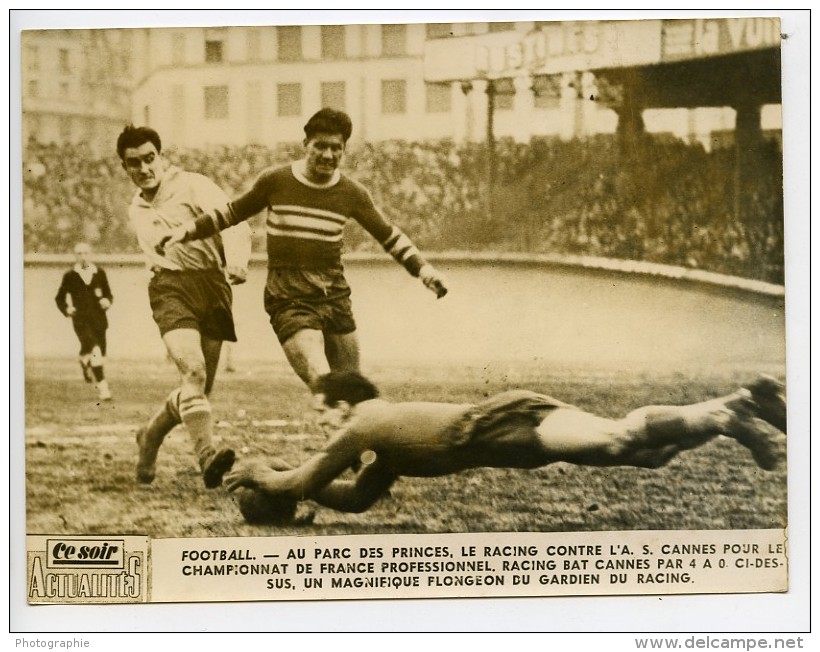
[
  {"left": 26, "top": 529, "right": 787, "bottom": 604},
  {"left": 18, "top": 10, "right": 794, "bottom": 617}
]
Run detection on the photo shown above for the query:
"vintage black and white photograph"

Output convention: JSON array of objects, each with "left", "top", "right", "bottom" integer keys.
[{"left": 13, "top": 8, "right": 807, "bottom": 625}]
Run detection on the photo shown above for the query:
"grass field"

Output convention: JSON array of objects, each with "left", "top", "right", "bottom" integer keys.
[{"left": 24, "top": 357, "right": 787, "bottom": 538}]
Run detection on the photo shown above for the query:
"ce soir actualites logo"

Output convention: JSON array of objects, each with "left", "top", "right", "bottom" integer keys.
[{"left": 27, "top": 536, "right": 148, "bottom": 603}]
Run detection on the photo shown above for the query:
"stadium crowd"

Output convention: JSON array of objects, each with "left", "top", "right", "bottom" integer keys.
[{"left": 22, "top": 134, "right": 784, "bottom": 283}]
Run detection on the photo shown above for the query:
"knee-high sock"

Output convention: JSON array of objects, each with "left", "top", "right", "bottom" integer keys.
[
  {"left": 177, "top": 388, "right": 215, "bottom": 465},
  {"left": 136, "top": 390, "right": 182, "bottom": 480},
  {"left": 145, "top": 388, "right": 183, "bottom": 444},
  {"left": 89, "top": 348, "right": 105, "bottom": 382}
]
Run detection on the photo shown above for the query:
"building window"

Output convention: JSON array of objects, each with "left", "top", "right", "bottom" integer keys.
[
  {"left": 321, "top": 25, "right": 345, "bottom": 59},
  {"left": 277, "top": 82, "right": 301, "bottom": 116},
  {"left": 59, "top": 48, "right": 70, "bottom": 74},
  {"left": 493, "top": 78, "right": 515, "bottom": 111},
  {"left": 172, "top": 33, "right": 186, "bottom": 65},
  {"left": 381, "top": 79, "right": 406, "bottom": 114},
  {"left": 278, "top": 26, "right": 302, "bottom": 61},
  {"left": 205, "top": 39, "right": 224, "bottom": 63},
  {"left": 321, "top": 81, "right": 346, "bottom": 111},
  {"left": 532, "top": 75, "right": 561, "bottom": 109},
  {"left": 534, "top": 95, "right": 560, "bottom": 110},
  {"left": 59, "top": 81, "right": 70, "bottom": 98},
  {"left": 143, "top": 105, "right": 151, "bottom": 125},
  {"left": 382, "top": 24, "right": 406, "bottom": 56},
  {"left": 425, "top": 82, "right": 451, "bottom": 112},
  {"left": 488, "top": 22, "right": 515, "bottom": 33},
  {"left": 426, "top": 23, "right": 452, "bottom": 39},
  {"left": 27, "top": 80, "right": 38, "bottom": 97},
  {"left": 204, "top": 86, "right": 229, "bottom": 119},
  {"left": 246, "top": 28, "right": 261, "bottom": 60}
]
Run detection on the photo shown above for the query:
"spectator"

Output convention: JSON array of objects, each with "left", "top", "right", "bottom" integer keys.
[{"left": 22, "top": 134, "right": 785, "bottom": 284}]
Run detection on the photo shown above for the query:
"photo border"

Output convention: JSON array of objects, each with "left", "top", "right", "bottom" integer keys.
[{"left": 7, "top": 5, "right": 811, "bottom": 636}]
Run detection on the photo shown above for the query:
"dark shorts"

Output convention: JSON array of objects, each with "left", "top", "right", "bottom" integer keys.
[
  {"left": 264, "top": 266, "right": 356, "bottom": 345},
  {"left": 73, "top": 319, "right": 107, "bottom": 356},
  {"left": 148, "top": 269, "right": 237, "bottom": 342},
  {"left": 446, "top": 390, "right": 570, "bottom": 447}
]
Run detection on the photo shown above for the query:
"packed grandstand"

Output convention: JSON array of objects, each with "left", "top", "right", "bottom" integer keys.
[{"left": 22, "top": 134, "right": 784, "bottom": 284}]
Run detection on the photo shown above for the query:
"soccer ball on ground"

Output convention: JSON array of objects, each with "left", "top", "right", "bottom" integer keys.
[{"left": 233, "top": 487, "right": 298, "bottom": 525}]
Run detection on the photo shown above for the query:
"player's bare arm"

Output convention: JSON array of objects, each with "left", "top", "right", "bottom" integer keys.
[
  {"left": 310, "top": 457, "right": 398, "bottom": 513},
  {"left": 224, "top": 459, "right": 286, "bottom": 493},
  {"left": 227, "top": 445, "right": 397, "bottom": 513},
  {"left": 227, "top": 423, "right": 365, "bottom": 498}
]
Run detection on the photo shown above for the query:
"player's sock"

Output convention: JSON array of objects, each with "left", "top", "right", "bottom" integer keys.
[
  {"left": 179, "top": 394, "right": 213, "bottom": 457},
  {"left": 79, "top": 356, "right": 93, "bottom": 383},
  {"left": 91, "top": 364, "right": 105, "bottom": 382},
  {"left": 165, "top": 387, "right": 183, "bottom": 421},
  {"left": 178, "top": 392, "right": 234, "bottom": 488},
  {"left": 97, "top": 379, "right": 112, "bottom": 401},
  {"left": 135, "top": 394, "right": 181, "bottom": 484}
]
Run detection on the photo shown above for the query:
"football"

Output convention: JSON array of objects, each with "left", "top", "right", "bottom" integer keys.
[{"left": 233, "top": 487, "right": 298, "bottom": 525}]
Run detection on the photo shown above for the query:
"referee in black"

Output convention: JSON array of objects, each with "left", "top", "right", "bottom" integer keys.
[{"left": 55, "top": 242, "right": 113, "bottom": 401}]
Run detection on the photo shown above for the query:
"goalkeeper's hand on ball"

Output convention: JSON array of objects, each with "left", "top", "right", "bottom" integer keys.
[{"left": 234, "top": 487, "right": 298, "bottom": 525}]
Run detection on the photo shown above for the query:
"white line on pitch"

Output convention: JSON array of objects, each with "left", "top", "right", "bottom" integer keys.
[{"left": 27, "top": 421, "right": 306, "bottom": 436}]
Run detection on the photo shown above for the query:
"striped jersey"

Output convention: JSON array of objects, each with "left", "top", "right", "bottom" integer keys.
[{"left": 192, "top": 160, "right": 427, "bottom": 275}]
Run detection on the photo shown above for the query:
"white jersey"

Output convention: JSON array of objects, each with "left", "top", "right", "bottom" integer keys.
[{"left": 128, "top": 165, "right": 251, "bottom": 272}]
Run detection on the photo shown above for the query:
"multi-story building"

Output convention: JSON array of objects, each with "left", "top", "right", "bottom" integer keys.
[
  {"left": 128, "top": 21, "right": 654, "bottom": 149},
  {"left": 130, "top": 23, "right": 459, "bottom": 148},
  {"left": 128, "top": 19, "right": 781, "bottom": 151},
  {"left": 21, "top": 29, "right": 133, "bottom": 153},
  {"left": 22, "top": 19, "right": 781, "bottom": 152}
]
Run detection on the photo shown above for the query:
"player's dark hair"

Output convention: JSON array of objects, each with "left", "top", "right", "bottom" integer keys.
[
  {"left": 116, "top": 124, "right": 162, "bottom": 160},
  {"left": 314, "top": 372, "right": 379, "bottom": 406},
  {"left": 304, "top": 108, "right": 353, "bottom": 143}
]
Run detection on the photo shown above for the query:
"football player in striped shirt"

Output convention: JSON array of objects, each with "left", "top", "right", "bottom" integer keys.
[{"left": 162, "top": 108, "right": 448, "bottom": 400}]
